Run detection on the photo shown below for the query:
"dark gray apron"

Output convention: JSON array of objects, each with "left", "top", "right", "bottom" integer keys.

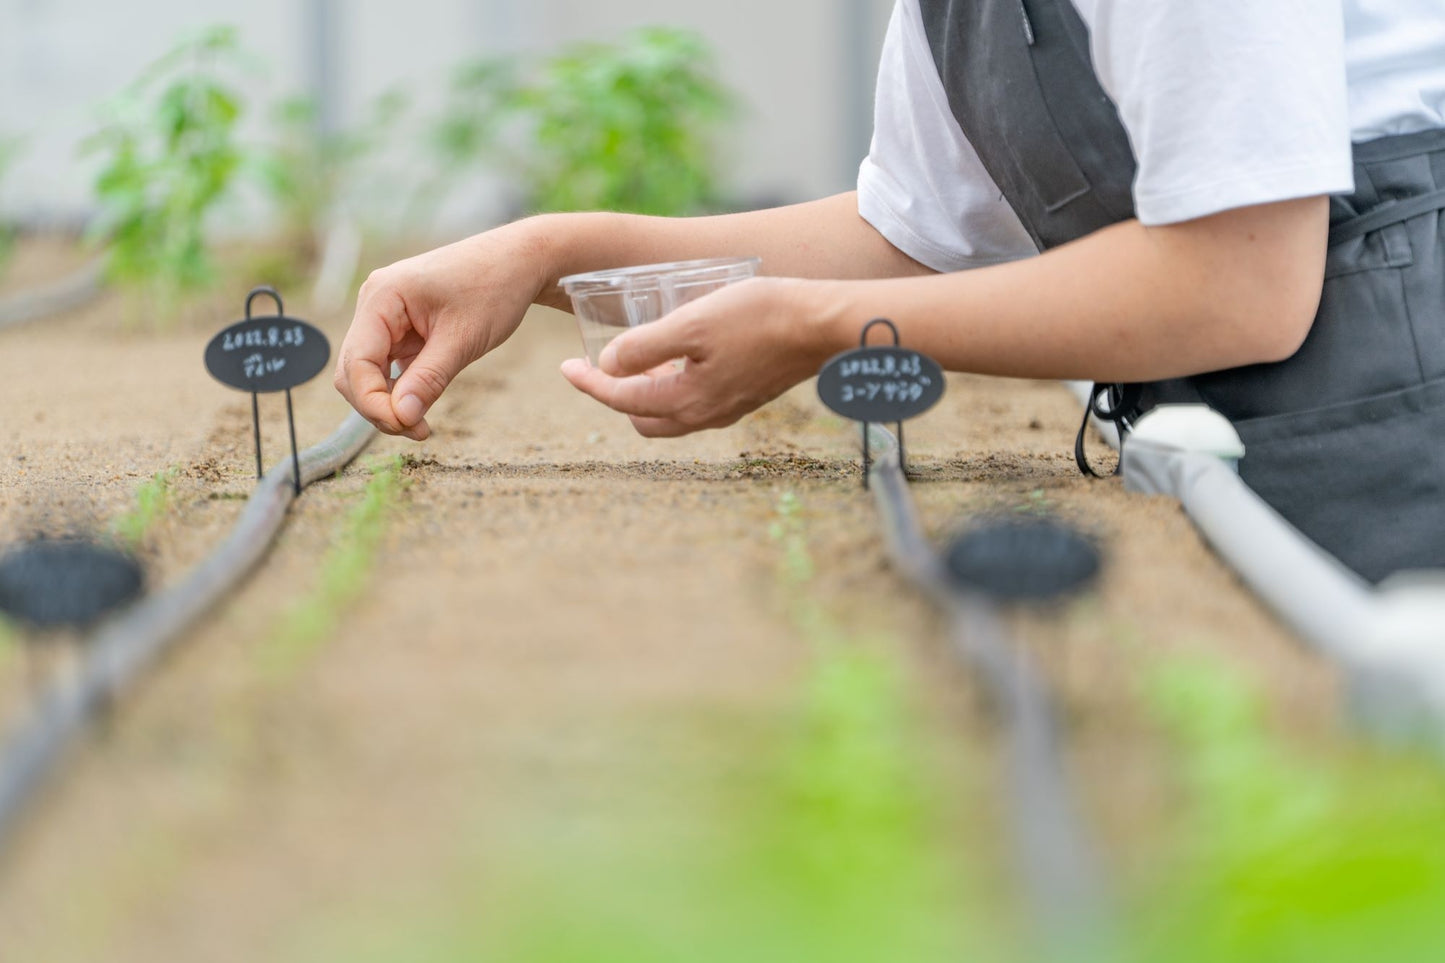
[{"left": 919, "top": 0, "right": 1445, "bottom": 582}]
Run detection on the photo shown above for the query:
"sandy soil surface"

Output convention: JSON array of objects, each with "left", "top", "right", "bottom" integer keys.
[{"left": 0, "top": 241, "right": 1341, "bottom": 960}]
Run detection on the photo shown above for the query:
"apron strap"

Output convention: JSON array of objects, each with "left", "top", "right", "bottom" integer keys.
[
  {"left": 1074, "top": 382, "right": 1141, "bottom": 478},
  {"left": 1328, "top": 187, "right": 1445, "bottom": 247}
]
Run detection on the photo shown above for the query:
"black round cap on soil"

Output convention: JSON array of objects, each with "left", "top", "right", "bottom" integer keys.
[
  {"left": 943, "top": 518, "right": 1101, "bottom": 603},
  {"left": 0, "top": 539, "right": 145, "bottom": 629}
]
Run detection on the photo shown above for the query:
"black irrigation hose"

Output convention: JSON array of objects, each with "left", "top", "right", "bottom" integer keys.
[
  {"left": 0, "top": 258, "right": 106, "bottom": 330},
  {"left": 862, "top": 424, "right": 1111, "bottom": 953},
  {"left": 0, "top": 412, "right": 377, "bottom": 851}
]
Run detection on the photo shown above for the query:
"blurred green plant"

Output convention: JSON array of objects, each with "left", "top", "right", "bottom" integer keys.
[
  {"left": 0, "top": 134, "right": 19, "bottom": 274},
  {"left": 81, "top": 26, "right": 250, "bottom": 306},
  {"left": 476, "top": 492, "right": 987, "bottom": 963},
  {"left": 259, "top": 86, "right": 410, "bottom": 264},
  {"left": 432, "top": 27, "right": 736, "bottom": 218},
  {"left": 423, "top": 57, "right": 519, "bottom": 207},
  {"left": 1126, "top": 656, "right": 1445, "bottom": 963},
  {"left": 521, "top": 27, "right": 734, "bottom": 214},
  {"left": 288, "top": 489, "right": 996, "bottom": 963},
  {"left": 473, "top": 648, "right": 984, "bottom": 963}
]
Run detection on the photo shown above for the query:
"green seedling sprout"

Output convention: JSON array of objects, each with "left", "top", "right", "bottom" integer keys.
[
  {"left": 0, "top": 613, "right": 16, "bottom": 664},
  {"left": 767, "top": 489, "right": 816, "bottom": 588},
  {"left": 111, "top": 467, "right": 179, "bottom": 550},
  {"left": 1012, "top": 487, "right": 1054, "bottom": 516},
  {"left": 81, "top": 25, "right": 251, "bottom": 313},
  {"left": 258, "top": 457, "right": 405, "bottom": 678}
]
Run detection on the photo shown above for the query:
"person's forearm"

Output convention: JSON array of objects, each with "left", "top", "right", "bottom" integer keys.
[
  {"left": 523, "top": 191, "right": 933, "bottom": 310},
  {"left": 802, "top": 197, "right": 1329, "bottom": 383}
]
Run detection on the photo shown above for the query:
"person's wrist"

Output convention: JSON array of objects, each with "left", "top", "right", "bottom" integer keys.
[
  {"left": 488, "top": 215, "right": 566, "bottom": 308},
  {"left": 508, "top": 211, "right": 629, "bottom": 311},
  {"left": 783, "top": 277, "right": 856, "bottom": 375}
]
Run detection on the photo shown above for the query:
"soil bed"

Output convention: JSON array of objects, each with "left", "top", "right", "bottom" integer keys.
[{"left": 0, "top": 243, "right": 1341, "bottom": 961}]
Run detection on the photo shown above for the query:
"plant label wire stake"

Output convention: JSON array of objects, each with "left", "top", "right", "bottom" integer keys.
[
  {"left": 250, "top": 388, "right": 263, "bottom": 480},
  {"left": 816, "top": 318, "right": 945, "bottom": 487},
  {"left": 204, "top": 286, "right": 332, "bottom": 496}
]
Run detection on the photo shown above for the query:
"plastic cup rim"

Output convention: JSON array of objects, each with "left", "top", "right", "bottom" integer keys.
[{"left": 560, "top": 256, "right": 761, "bottom": 296}]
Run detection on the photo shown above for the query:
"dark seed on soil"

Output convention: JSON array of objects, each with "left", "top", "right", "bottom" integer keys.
[
  {"left": 0, "top": 538, "right": 146, "bottom": 629},
  {"left": 943, "top": 517, "right": 1101, "bottom": 602}
]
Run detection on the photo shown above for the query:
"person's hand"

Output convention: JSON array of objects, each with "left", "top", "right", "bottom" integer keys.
[
  {"left": 560, "top": 276, "right": 834, "bottom": 437},
  {"left": 334, "top": 223, "right": 552, "bottom": 440}
]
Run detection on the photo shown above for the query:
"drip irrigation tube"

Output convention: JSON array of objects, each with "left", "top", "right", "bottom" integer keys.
[
  {"left": 1066, "top": 384, "right": 1445, "bottom": 743},
  {"left": 0, "top": 258, "right": 106, "bottom": 330},
  {"left": 862, "top": 423, "right": 1111, "bottom": 951},
  {"left": 0, "top": 412, "right": 377, "bottom": 850}
]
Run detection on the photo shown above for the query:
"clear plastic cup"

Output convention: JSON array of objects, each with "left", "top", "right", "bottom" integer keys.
[{"left": 560, "top": 257, "right": 761, "bottom": 366}]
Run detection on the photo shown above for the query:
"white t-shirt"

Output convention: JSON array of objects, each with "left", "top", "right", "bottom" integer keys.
[{"left": 859, "top": 0, "right": 1445, "bottom": 272}]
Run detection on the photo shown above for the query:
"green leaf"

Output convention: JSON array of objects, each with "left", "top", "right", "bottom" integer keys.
[{"left": 82, "top": 24, "right": 251, "bottom": 308}]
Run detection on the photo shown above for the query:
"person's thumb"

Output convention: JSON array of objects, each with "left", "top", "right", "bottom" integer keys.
[
  {"left": 599, "top": 312, "right": 694, "bottom": 377},
  {"left": 391, "top": 334, "right": 468, "bottom": 430}
]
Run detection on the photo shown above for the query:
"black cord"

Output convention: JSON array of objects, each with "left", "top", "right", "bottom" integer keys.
[{"left": 1074, "top": 383, "right": 1139, "bottom": 478}]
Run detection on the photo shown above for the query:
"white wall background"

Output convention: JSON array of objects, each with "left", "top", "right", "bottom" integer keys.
[{"left": 0, "top": 0, "right": 893, "bottom": 233}]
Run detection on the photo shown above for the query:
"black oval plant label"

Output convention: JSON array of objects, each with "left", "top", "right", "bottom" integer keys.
[
  {"left": 817, "top": 346, "right": 945, "bottom": 422},
  {"left": 204, "top": 316, "right": 330, "bottom": 393}
]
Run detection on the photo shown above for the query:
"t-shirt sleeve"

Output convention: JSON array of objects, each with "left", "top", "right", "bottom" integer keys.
[
  {"left": 858, "top": 0, "right": 1358, "bottom": 263},
  {"left": 857, "top": 0, "right": 1037, "bottom": 271},
  {"left": 1076, "top": 0, "right": 1355, "bottom": 224}
]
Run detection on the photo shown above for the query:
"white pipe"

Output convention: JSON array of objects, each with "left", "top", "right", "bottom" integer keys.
[
  {"left": 1110, "top": 399, "right": 1445, "bottom": 742},
  {"left": 1123, "top": 441, "right": 1376, "bottom": 655}
]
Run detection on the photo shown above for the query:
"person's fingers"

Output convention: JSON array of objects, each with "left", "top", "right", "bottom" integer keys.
[
  {"left": 398, "top": 416, "right": 431, "bottom": 442},
  {"left": 560, "top": 360, "right": 698, "bottom": 437},
  {"left": 390, "top": 349, "right": 431, "bottom": 440},
  {"left": 598, "top": 314, "right": 697, "bottom": 377},
  {"left": 391, "top": 352, "right": 430, "bottom": 440},
  {"left": 626, "top": 415, "right": 691, "bottom": 438},
  {"left": 559, "top": 358, "right": 690, "bottom": 419},
  {"left": 336, "top": 320, "right": 407, "bottom": 433},
  {"left": 335, "top": 282, "right": 427, "bottom": 434},
  {"left": 387, "top": 326, "right": 475, "bottom": 436}
]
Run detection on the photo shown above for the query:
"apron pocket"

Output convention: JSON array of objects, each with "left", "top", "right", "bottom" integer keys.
[
  {"left": 1196, "top": 265, "right": 1422, "bottom": 419},
  {"left": 1235, "top": 378, "right": 1445, "bottom": 582}
]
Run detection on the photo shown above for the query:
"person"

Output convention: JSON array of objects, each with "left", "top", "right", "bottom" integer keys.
[{"left": 335, "top": 0, "right": 1445, "bottom": 583}]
